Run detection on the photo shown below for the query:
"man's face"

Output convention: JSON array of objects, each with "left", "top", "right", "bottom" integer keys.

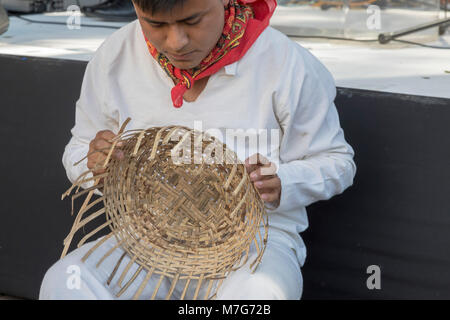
[{"left": 134, "top": 0, "right": 229, "bottom": 70}]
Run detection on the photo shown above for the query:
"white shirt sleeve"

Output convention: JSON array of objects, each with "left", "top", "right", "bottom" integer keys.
[
  {"left": 62, "top": 47, "right": 119, "bottom": 192},
  {"left": 270, "top": 42, "right": 357, "bottom": 212}
]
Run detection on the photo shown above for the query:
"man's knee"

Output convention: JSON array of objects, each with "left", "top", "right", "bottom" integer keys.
[
  {"left": 39, "top": 256, "right": 83, "bottom": 299},
  {"left": 218, "top": 272, "right": 287, "bottom": 300},
  {"left": 40, "top": 260, "right": 66, "bottom": 299}
]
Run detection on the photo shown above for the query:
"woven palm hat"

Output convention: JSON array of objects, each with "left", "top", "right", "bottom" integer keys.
[{"left": 61, "top": 120, "right": 269, "bottom": 300}]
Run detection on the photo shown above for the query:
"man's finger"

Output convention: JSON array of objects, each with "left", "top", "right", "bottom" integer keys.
[
  {"left": 113, "top": 149, "right": 124, "bottom": 160},
  {"left": 253, "top": 177, "right": 281, "bottom": 190},
  {"left": 247, "top": 153, "right": 269, "bottom": 166},
  {"left": 97, "top": 149, "right": 124, "bottom": 162},
  {"left": 249, "top": 166, "right": 277, "bottom": 181},
  {"left": 260, "top": 191, "right": 280, "bottom": 202},
  {"left": 259, "top": 161, "right": 277, "bottom": 176},
  {"left": 97, "top": 130, "right": 116, "bottom": 141},
  {"left": 245, "top": 153, "right": 271, "bottom": 175},
  {"left": 93, "top": 138, "right": 113, "bottom": 151},
  {"left": 244, "top": 156, "right": 259, "bottom": 174}
]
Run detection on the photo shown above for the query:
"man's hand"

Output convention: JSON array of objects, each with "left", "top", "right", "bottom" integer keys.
[
  {"left": 87, "top": 130, "right": 124, "bottom": 177},
  {"left": 244, "top": 153, "right": 281, "bottom": 207}
]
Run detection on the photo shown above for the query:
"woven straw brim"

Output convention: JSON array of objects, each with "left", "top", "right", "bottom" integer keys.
[{"left": 61, "top": 121, "right": 268, "bottom": 300}]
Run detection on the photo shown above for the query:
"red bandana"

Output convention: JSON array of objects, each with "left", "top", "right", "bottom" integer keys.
[{"left": 143, "top": 0, "right": 277, "bottom": 108}]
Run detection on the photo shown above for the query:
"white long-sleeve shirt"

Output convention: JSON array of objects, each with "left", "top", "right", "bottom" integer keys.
[{"left": 62, "top": 20, "right": 356, "bottom": 267}]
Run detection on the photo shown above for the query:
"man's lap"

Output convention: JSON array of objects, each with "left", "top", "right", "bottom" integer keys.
[{"left": 39, "top": 232, "right": 302, "bottom": 300}]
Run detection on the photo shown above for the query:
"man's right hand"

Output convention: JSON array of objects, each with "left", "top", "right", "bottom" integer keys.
[{"left": 87, "top": 130, "right": 124, "bottom": 176}]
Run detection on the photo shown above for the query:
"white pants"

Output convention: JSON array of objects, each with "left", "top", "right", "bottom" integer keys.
[{"left": 39, "top": 233, "right": 303, "bottom": 300}]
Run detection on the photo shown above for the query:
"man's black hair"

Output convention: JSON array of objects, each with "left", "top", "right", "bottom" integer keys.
[{"left": 132, "top": 0, "right": 187, "bottom": 14}]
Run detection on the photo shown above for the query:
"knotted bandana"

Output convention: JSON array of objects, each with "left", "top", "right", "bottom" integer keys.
[{"left": 143, "top": 0, "right": 277, "bottom": 108}]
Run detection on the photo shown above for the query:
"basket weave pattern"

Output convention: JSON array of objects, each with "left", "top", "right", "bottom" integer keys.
[{"left": 62, "top": 123, "right": 269, "bottom": 300}]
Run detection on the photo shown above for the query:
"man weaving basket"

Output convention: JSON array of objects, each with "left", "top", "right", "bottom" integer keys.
[{"left": 39, "top": 0, "right": 356, "bottom": 300}]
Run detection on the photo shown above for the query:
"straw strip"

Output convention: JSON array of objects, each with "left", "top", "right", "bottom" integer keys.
[
  {"left": 132, "top": 266, "right": 155, "bottom": 300},
  {"left": 165, "top": 273, "right": 180, "bottom": 300},
  {"left": 77, "top": 220, "right": 112, "bottom": 248},
  {"left": 61, "top": 118, "right": 131, "bottom": 259},
  {"left": 81, "top": 232, "right": 114, "bottom": 263},
  {"left": 116, "top": 265, "right": 143, "bottom": 298},
  {"left": 96, "top": 239, "right": 125, "bottom": 268},
  {"left": 107, "top": 252, "right": 127, "bottom": 286},
  {"left": 117, "top": 256, "right": 137, "bottom": 288}
]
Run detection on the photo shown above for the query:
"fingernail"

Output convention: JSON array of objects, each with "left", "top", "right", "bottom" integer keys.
[
  {"left": 250, "top": 172, "right": 257, "bottom": 179},
  {"left": 261, "top": 194, "right": 268, "bottom": 200},
  {"left": 255, "top": 181, "right": 263, "bottom": 187}
]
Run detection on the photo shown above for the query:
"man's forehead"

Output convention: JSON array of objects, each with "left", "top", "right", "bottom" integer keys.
[
  {"left": 141, "top": 10, "right": 208, "bottom": 24},
  {"left": 137, "top": 0, "right": 213, "bottom": 23}
]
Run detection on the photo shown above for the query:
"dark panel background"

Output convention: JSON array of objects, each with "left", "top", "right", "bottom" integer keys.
[
  {"left": 0, "top": 54, "right": 107, "bottom": 299},
  {"left": 0, "top": 54, "right": 449, "bottom": 300},
  {"left": 302, "top": 89, "right": 450, "bottom": 299}
]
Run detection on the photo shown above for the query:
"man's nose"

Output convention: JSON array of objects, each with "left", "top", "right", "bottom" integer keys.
[{"left": 166, "top": 24, "right": 189, "bottom": 53}]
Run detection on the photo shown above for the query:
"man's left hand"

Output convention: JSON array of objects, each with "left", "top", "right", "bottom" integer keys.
[{"left": 244, "top": 153, "right": 281, "bottom": 207}]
